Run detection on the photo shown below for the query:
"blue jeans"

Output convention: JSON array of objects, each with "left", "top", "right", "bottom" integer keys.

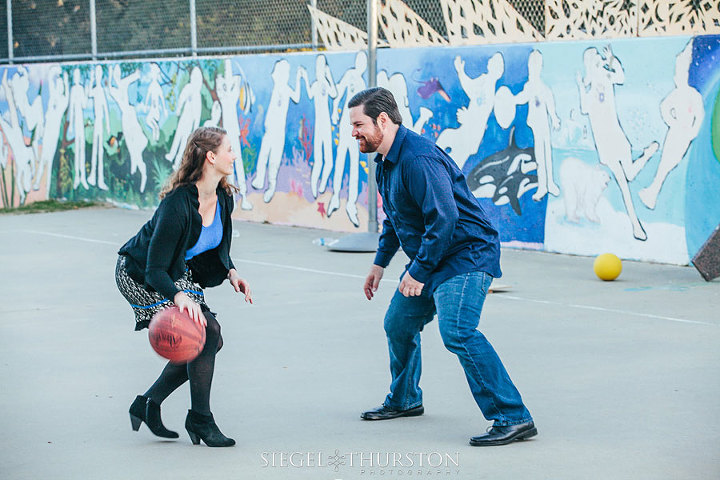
[{"left": 383, "top": 271, "right": 532, "bottom": 426}]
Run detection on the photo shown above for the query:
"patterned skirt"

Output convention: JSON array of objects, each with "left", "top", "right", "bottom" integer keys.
[{"left": 115, "top": 255, "right": 208, "bottom": 331}]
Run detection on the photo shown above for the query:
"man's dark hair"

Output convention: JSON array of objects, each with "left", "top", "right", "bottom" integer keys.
[{"left": 348, "top": 87, "right": 403, "bottom": 125}]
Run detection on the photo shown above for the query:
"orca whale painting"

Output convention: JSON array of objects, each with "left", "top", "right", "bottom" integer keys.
[{"left": 466, "top": 128, "right": 538, "bottom": 215}]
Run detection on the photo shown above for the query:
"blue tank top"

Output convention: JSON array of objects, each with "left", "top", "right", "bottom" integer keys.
[{"left": 185, "top": 199, "right": 222, "bottom": 260}]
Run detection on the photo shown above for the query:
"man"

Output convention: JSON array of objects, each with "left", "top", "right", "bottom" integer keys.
[{"left": 350, "top": 87, "right": 535, "bottom": 446}]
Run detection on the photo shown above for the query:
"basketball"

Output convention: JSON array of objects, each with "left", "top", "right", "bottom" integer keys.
[
  {"left": 593, "top": 253, "right": 622, "bottom": 281},
  {"left": 148, "top": 306, "right": 206, "bottom": 363}
]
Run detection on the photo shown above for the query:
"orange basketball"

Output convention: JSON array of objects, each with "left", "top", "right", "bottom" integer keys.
[{"left": 148, "top": 306, "right": 206, "bottom": 363}]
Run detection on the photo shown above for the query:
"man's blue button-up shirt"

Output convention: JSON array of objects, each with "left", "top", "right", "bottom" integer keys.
[{"left": 373, "top": 125, "right": 502, "bottom": 294}]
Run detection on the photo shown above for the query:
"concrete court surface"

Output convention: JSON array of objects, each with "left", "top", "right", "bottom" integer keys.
[{"left": 0, "top": 206, "right": 718, "bottom": 480}]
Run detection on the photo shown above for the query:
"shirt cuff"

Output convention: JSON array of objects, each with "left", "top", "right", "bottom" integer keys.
[
  {"left": 407, "top": 261, "right": 431, "bottom": 284},
  {"left": 373, "top": 250, "right": 394, "bottom": 268}
]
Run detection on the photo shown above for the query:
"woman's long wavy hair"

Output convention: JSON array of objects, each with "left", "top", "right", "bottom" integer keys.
[{"left": 160, "top": 126, "right": 239, "bottom": 199}]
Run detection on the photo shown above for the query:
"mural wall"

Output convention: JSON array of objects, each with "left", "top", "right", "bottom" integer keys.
[{"left": 1, "top": 35, "right": 719, "bottom": 265}]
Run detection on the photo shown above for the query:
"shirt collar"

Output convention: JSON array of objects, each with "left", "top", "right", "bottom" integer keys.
[{"left": 374, "top": 124, "right": 407, "bottom": 165}]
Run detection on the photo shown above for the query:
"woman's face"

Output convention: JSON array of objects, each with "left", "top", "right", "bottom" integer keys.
[{"left": 212, "top": 135, "right": 236, "bottom": 177}]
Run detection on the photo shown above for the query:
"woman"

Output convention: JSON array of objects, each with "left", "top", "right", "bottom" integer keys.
[{"left": 115, "top": 126, "right": 253, "bottom": 447}]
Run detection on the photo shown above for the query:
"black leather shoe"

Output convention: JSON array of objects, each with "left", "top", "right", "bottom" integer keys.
[
  {"left": 469, "top": 421, "right": 537, "bottom": 446},
  {"left": 360, "top": 404, "right": 424, "bottom": 421},
  {"left": 129, "top": 395, "right": 179, "bottom": 439}
]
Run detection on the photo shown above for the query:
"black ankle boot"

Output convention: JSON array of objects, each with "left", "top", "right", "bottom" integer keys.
[
  {"left": 129, "top": 395, "right": 146, "bottom": 432},
  {"left": 145, "top": 398, "right": 179, "bottom": 438},
  {"left": 185, "top": 410, "right": 235, "bottom": 447},
  {"left": 128, "top": 395, "right": 179, "bottom": 439}
]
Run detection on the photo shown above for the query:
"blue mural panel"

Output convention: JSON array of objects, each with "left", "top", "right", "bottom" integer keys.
[
  {"left": 1, "top": 35, "right": 719, "bottom": 266},
  {"left": 686, "top": 35, "right": 720, "bottom": 258}
]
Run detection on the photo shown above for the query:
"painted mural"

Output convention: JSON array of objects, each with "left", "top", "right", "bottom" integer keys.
[{"left": 1, "top": 35, "right": 719, "bottom": 265}]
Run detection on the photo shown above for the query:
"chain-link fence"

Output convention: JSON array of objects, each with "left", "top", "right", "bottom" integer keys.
[
  {"left": 9, "top": 0, "right": 91, "bottom": 61},
  {"left": 197, "top": 0, "right": 312, "bottom": 50},
  {"left": 0, "top": 1, "right": 7, "bottom": 59},
  {"left": 2, "top": 0, "right": 718, "bottom": 63},
  {"left": 508, "top": 0, "right": 544, "bottom": 34},
  {"left": 96, "top": 0, "right": 190, "bottom": 56},
  {"left": 4, "top": 0, "right": 321, "bottom": 63}
]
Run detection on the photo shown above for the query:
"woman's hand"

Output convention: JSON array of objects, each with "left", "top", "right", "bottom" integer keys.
[
  {"left": 228, "top": 269, "right": 253, "bottom": 304},
  {"left": 173, "top": 291, "right": 206, "bottom": 327}
]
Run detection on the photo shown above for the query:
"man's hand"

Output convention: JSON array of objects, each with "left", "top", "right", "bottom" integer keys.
[
  {"left": 364, "top": 264, "right": 384, "bottom": 300},
  {"left": 398, "top": 272, "right": 424, "bottom": 297}
]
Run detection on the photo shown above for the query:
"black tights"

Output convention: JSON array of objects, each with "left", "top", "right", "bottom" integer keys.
[{"left": 145, "top": 311, "right": 223, "bottom": 416}]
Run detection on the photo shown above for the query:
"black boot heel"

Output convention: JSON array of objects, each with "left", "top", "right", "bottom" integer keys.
[
  {"left": 187, "top": 429, "right": 201, "bottom": 445},
  {"left": 185, "top": 410, "right": 235, "bottom": 447},
  {"left": 129, "top": 395, "right": 147, "bottom": 432},
  {"left": 130, "top": 413, "right": 142, "bottom": 431}
]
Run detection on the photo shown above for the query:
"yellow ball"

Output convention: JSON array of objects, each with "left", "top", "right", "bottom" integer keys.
[{"left": 593, "top": 253, "right": 622, "bottom": 281}]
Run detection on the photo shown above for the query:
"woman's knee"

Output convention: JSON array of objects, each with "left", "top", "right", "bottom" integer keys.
[{"left": 203, "top": 311, "right": 222, "bottom": 342}]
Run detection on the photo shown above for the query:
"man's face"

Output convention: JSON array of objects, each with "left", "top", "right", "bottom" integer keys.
[{"left": 350, "top": 106, "right": 383, "bottom": 153}]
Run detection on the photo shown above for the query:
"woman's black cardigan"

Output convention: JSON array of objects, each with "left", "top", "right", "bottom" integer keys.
[{"left": 118, "top": 184, "right": 236, "bottom": 301}]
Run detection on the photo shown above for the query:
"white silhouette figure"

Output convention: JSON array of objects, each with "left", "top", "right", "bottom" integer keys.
[
  {"left": 143, "top": 63, "right": 165, "bottom": 143},
  {"left": 514, "top": 50, "right": 561, "bottom": 201},
  {"left": 0, "top": 71, "right": 35, "bottom": 202},
  {"left": 436, "top": 53, "right": 504, "bottom": 170},
  {"left": 639, "top": 42, "right": 704, "bottom": 210},
  {"left": 377, "top": 70, "right": 433, "bottom": 135},
  {"left": 216, "top": 59, "right": 252, "bottom": 210},
  {"left": 9, "top": 67, "right": 44, "bottom": 175},
  {"left": 9, "top": 68, "right": 43, "bottom": 180},
  {"left": 108, "top": 65, "right": 148, "bottom": 192},
  {"left": 88, "top": 65, "right": 110, "bottom": 190},
  {"left": 251, "top": 60, "right": 305, "bottom": 203},
  {"left": 301, "top": 54, "right": 337, "bottom": 199},
  {"left": 0, "top": 133, "right": 7, "bottom": 170},
  {"left": 36, "top": 66, "right": 70, "bottom": 192},
  {"left": 166, "top": 67, "right": 203, "bottom": 169},
  {"left": 203, "top": 100, "right": 222, "bottom": 128},
  {"left": 67, "top": 68, "right": 89, "bottom": 190},
  {"left": 327, "top": 51, "right": 367, "bottom": 227},
  {"left": 577, "top": 46, "right": 659, "bottom": 241}
]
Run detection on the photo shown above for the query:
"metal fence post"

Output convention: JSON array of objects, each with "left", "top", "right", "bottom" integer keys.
[
  {"left": 367, "top": 0, "right": 378, "bottom": 234},
  {"left": 7, "top": 0, "right": 12, "bottom": 64},
  {"left": 311, "top": 0, "right": 317, "bottom": 50},
  {"left": 325, "top": 0, "right": 380, "bottom": 250},
  {"left": 90, "top": 0, "right": 97, "bottom": 60},
  {"left": 190, "top": 0, "right": 197, "bottom": 56}
]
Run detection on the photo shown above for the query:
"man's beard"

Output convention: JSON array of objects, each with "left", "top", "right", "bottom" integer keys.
[{"left": 357, "top": 128, "right": 383, "bottom": 153}]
